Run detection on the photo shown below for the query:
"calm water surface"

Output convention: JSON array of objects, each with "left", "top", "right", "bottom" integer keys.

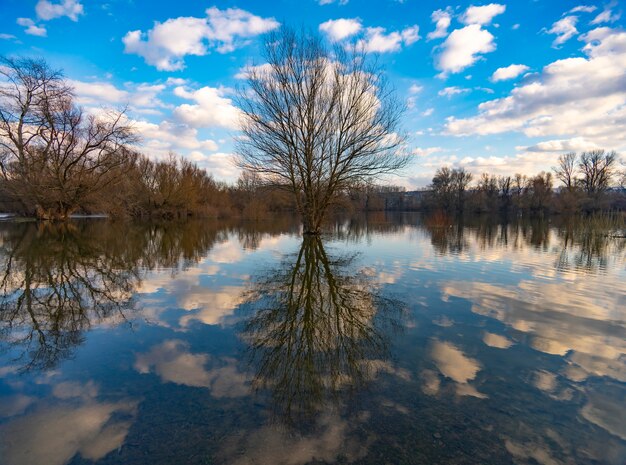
[{"left": 0, "top": 214, "right": 624, "bottom": 465}]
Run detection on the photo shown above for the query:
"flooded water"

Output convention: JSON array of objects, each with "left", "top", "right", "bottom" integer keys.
[{"left": 0, "top": 213, "right": 624, "bottom": 465}]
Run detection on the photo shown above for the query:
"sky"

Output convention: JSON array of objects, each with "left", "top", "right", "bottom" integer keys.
[{"left": 1, "top": 0, "right": 625, "bottom": 188}]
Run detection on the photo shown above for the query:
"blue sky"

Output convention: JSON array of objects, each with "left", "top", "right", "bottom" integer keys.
[{"left": 1, "top": 0, "right": 624, "bottom": 187}]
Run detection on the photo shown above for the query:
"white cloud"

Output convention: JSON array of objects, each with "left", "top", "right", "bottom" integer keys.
[
  {"left": 319, "top": 19, "right": 419, "bottom": 53},
  {"left": 548, "top": 16, "right": 578, "bottom": 47},
  {"left": 422, "top": 107, "right": 434, "bottom": 116},
  {"left": 591, "top": 6, "right": 621, "bottom": 25},
  {"left": 132, "top": 119, "right": 219, "bottom": 154},
  {"left": 438, "top": 86, "right": 470, "bottom": 97},
  {"left": 461, "top": 3, "right": 506, "bottom": 26},
  {"left": 16, "top": 18, "right": 47, "bottom": 37},
  {"left": 431, "top": 340, "right": 486, "bottom": 398},
  {"left": 319, "top": 18, "right": 362, "bottom": 41},
  {"left": 427, "top": 8, "right": 452, "bottom": 40},
  {"left": 0, "top": 33, "right": 17, "bottom": 40},
  {"left": 35, "top": 0, "right": 84, "bottom": 21},
  {"left": 521, "top": 137, "right": 600, "bottom": 152},
  {"left": 409, "top": 84, "right": 423, "bottom": 94},
  {"left": 234, "top": 63, "right": 274, "bottom": 80},
  {"left": 412, "top": 146, "right": 443, "bottom": 157},
  {"left": 135, "top": 340, "right": 249, "bottom": 397},
  {"left": 318, "top": 0, "right": 349, "bottom": 4},
  {"left": 356, "top": 25, "right": 420, "bottom": 53},
  {"left": 491, "top": 63, "right": 530, "bottom": 81},
  {"left": 123, "top": 7, "right": 279, "bottom": 71},
  {"left": 569, "top": 5, "right": 597, "bottom": 14},
  {"left": 172, "top": 86, "right": 240, "bottom": 129},
  {"left": 68, "top": 79, "right": 170, "bottom": 114},
  {"left": 0, "top": 389, "right": 137, "bottom": 465},
  {"left": 205, "top": 7, "right": 279, "bottom": 52},
  {"left": 189, "top": 152, "right": 240, "bottom": 181},
  {"left": 444, "top": 28, "right": 626, "bottom": 150},
  {"left": 436, "top": 24, "right": 496, "bottom": 75},
  {"left": 483, "top": 332, "right": 513, "bottom": 349}
]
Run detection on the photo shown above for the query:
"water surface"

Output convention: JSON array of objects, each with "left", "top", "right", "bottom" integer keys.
[{"left": 0, "top": 214, "right": 624, "bottom": 465}]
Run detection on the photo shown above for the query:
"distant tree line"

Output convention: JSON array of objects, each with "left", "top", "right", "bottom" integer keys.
[{"left": 424, "top": 150, "right": 625, "bottom": 215}]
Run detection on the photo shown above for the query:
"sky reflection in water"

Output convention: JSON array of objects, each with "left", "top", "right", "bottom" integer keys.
[{"left": 0, "top": 214, "right": 624, "bottom": 465}]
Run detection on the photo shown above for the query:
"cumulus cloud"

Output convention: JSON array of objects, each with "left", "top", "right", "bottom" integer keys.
[
  {"left": 522, "top": 137, "right": 600, "bottom": 153},
  {"left": 69, "top": 79, "right": 168, "bottom": 113},
  {"left": 483, "top": 332, "right": 513, "bottom": 349},
  {"left": 172, "top": 85, "right": 240, "bottom": 129},
  {"left": 319, "top": 18, "right": 362, "bottom": 41},
  {"left": 135, "top": 340, "right": 249, "bottom": 397},
  {"left": 431, "top": 340, "right": 487, "bottom": 398},
  {"left": 132, "top": 119, "right": 219, "bottom": 153},
  {"left": 319, "top": 19, "right": 419, "bottom": 53},
  {"left": 16, "top": 0, "right": 84, "bottom": 37},
  {"left": 491, "top": 63, "right": 529, "bottom": 81},
  {"left": 444, "top": 28, "right": 626, "bottom": 149},
  {"left": 548, "top": 16, "right": 579, "bottom": 47},
  {"left": 0, "top": 382, "right": 137, "bottom": 465},
  {"left": 461, "top": 3, "right": 506, "bottom": 26},
  {"left": 356, "top": 25, "right": 420, "bottom": 53},
  {"left": 16, "top": 18, "right": 47, "bottom": 36},
  {"left": 187, "top": 152, "right": 239, "bottom": 180},
  {"left": 412, "top": 147, "right": 443, "bottom": 157},
  {"left": 35, "top": 0, "right": 84, "bottom": 21},
  {"left": 123, "top": 7, "right": 279, "bottom": 71},
  {"left": 436, "top": 24, "right": 496, "bottom": 75},
  {"left": 427, "top": 8, "right": 452, "bottom": 40}
]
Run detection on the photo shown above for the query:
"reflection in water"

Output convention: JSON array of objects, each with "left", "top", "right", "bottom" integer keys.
[
  {"left": 0, "top": 222, "right": 139, "bottom": 371},
  {"left": 242, "top": 235, "right": 404, "bottom": 424},
  {"left": 0, "top": 214, "right": 623, "bottom": 465},
  {"left": 0, "top": 220, "right": 297, "bottom": 371},
  {"left": 0, "top": 379, "right": 138, "bottom": 465},
  {"left": 134, "top": 339, "right": 250, "bottom": 398},
  {"left": 422, "top": 213, "right": 625, "bottom": 274}
]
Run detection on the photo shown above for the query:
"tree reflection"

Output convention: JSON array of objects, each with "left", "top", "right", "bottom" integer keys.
[
  {"left": 0, "top": 222, "right": 141, "bottom": 371},
  {"left": 0, "top": 219, "right": 297, "bottom": 372},
  {"left": 242, "top": 235, "right": 404, "bottom": 425},
  {"left": 420, "top": 213, "right": 625, "bottom": 273}
]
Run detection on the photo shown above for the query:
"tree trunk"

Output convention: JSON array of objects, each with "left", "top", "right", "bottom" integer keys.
[{"left": 35, "top": 204, "right": 74, "bottom": 221}]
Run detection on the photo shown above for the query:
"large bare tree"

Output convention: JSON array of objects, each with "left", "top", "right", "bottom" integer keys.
[
  {"left": 0, "top": 56, "right": 137, "bottom": 219},
  {"left": 236, "top": 27, "right": 409, "bottom": 234}
]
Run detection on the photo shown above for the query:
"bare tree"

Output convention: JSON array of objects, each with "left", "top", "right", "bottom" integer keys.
[
  {"left": 236, "top": 27, "right": 409, "bottom": 234},
  {"left": 430, "top": 167, "right": 472, "bottom": 213},
  {"left": 553, "top": 152, "right": 578, "bottom": 192},
  {"left": 0, "top": 56, "right": 137, "bottom": 219},
  {"left": 579, "top": 150, "right": 617, "bottom": 196},
  {"left": 452, "top": 168, "right": 472, "bottom": 212}
]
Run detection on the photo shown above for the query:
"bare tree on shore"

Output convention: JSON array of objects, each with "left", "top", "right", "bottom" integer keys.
[
  {"left": 0, "top": 56, "right": 137, "bottom": 219},
  {"left": 553, "top": 152, "right": 577, "bottom": 192},
  {"left": 236, "top": 27, "right": 409, "bottom": 234},
  {"left": 579, "top": 150, "right": 617, "bottom": 196}
]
